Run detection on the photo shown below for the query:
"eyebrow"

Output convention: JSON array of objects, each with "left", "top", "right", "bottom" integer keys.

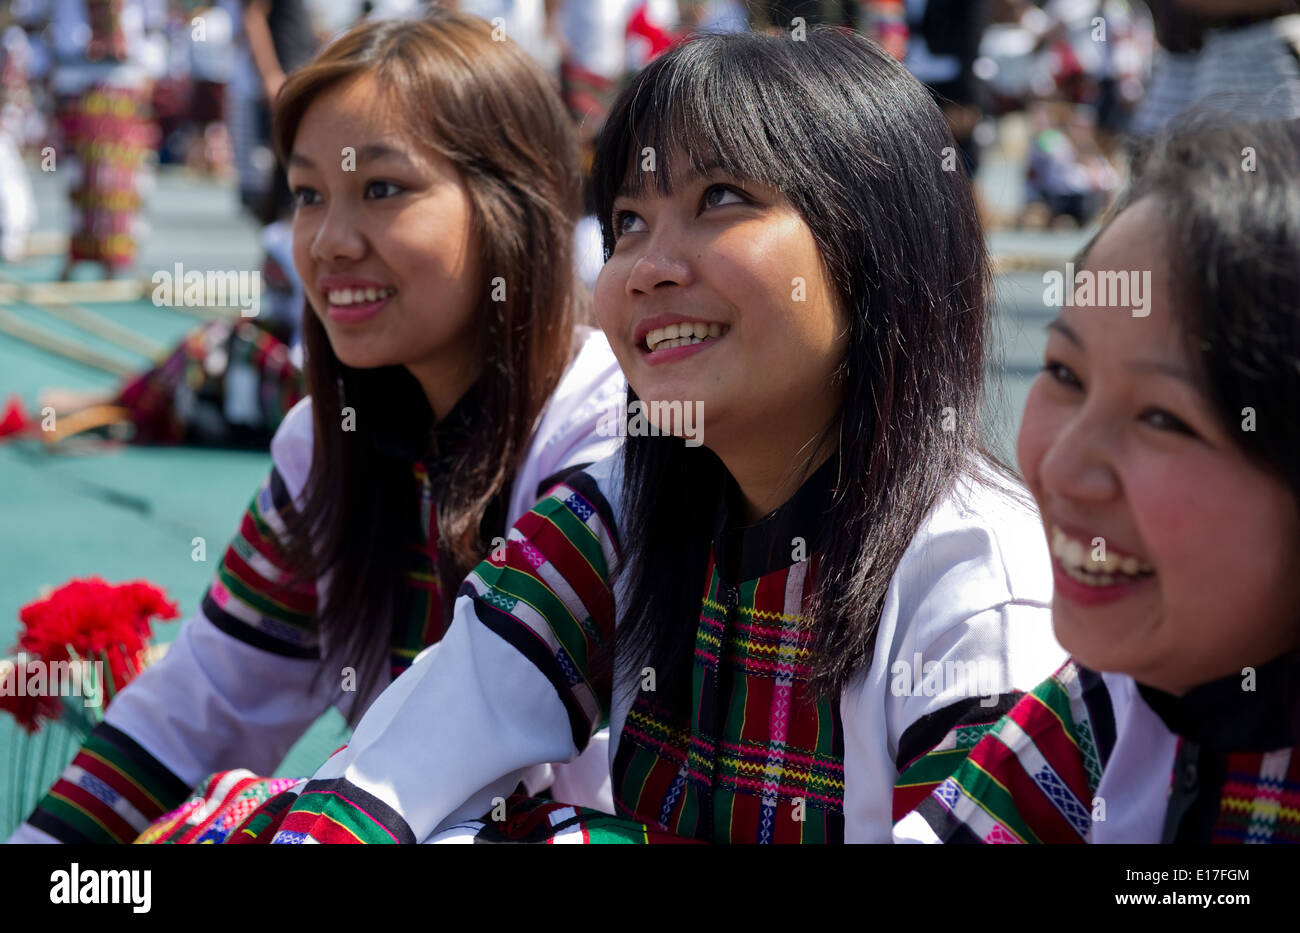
[
  {"left": 288, "top": 143, "right": 413, "bottom": 170},
  {"left": 614, "top": 159, "right": 729, "bottom": 202},
  {"left": 1046, "top": 318, "right": 1197, "bottom": 385},
  {"left": 1046, "top": 318, "right": 1082, "bottom": 347}
]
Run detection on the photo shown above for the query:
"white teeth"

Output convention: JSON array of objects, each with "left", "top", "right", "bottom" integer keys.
[
  {"left": 328, "top": 286, "right": 395, "bottom": 306},
  {"left": 644, "top": 322, "right": 730, "bottom": 352},
  {"left": 1049, "top": 525, "right": 1155, "bottom": 584}
]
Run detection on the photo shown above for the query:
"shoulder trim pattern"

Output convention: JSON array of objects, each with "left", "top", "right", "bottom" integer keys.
[
  {"left": 202, "top": 466, "right": 319, "bottom": 658},
  {"left": 466, "top": 473, "right": 620, "bottom": 751},
  {"left": 272, "top": 777, "right": 417, "bottom": 844},
  {"left": 901, "top": 661, "right": 1111, "bottom": 844},
  {"left": 26, "top": 723, "right": 190, "bottom": 844}
]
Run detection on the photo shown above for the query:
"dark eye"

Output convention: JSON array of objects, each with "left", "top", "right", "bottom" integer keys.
[
  {"left": 365, "top": 180, "right": 404, "bottom": 199},
  {"left": 703, "top": 184, "right": 745, "bottom": 210},
  {"left": 291, "top": 186, "right": 320, "bottom": 208},
  {"left": 1041, "top": 360, "right": 1081, "bottom": 389},
  {"left": 611, "top": 209, "right": 645, "bottom": 238},
  {"left": 1140, "top": 408, "right": 1196, "bottom": 436}
]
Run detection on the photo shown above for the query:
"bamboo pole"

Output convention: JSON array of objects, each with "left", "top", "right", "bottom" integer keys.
[
  {"left": 0, "top": 308, "right": 137, "bottom": 376},
  {"left": 0, "top": 269, "right": 164, "bottom": 358}
]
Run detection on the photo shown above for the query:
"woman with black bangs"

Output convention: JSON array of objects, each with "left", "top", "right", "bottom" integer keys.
[{"left": 239, "top": 25, "right": 1067, "bottom": 844}]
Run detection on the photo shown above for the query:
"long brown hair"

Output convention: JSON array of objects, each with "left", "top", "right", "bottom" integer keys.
[{"left": 272, "top": 12, "right": 583, "bottom": 714}]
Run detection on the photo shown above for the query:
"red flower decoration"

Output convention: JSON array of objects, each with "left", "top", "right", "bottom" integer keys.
[
  {"left": 12, "top": 577, "right": 179, "bottom": 709},
  {"left": 0, "top": 395, "right": 31, "bottom": 440},
  {"left": 0, "top": 664, "right": 63, "bottom": 734}
]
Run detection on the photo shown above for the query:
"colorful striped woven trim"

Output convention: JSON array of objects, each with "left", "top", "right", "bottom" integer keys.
[
  {"left": 133, "top": 770, "right": 300, "bottom": 844},
  {"left": 270, "top": 778, "right": 416, "bottom": 844},
  {"left": 225, "top": 784, "right": 302, "bottom": 844},
  {"left": 26, "top": 722, "right": 190, "bottom": 844},
  {"left": 435, "top": 795, "right": 701, "bottom": 844},
  {"left": 901, "top": 661, "right": 1106, "bottom": 844},
  {"left": 466, "top": 471, "right": 621, "bottom": 751},
  {"left": 1212, "top": 748, "right": 1300, "bottom": 844},
  {"left": 613, "top": 556, "right": 847, "bottom": 843},
  {"left": 203, "top": 466, "right": 319, "bottom": 658},
  {"left": 892, "top": 692, "right": 1026, "bottom": 821}
]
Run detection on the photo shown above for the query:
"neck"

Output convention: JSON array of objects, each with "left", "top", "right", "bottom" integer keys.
[
  {"left": 716, "top": 422, "right": 839, "bottom": 524},
  {"left": 405, "top": 354, "right": 481, "bottom": 423}
]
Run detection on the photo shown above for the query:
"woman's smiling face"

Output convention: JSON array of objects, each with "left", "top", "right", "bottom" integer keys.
[
  {"left": 593, "top": 152, "right": 848, "bottom": 466},
  {"left": 1017, "top": 196, "right": 1300, "bottom": 695},
  {"left": 288, "top": 72, "right": 483, "bottom": 416}
]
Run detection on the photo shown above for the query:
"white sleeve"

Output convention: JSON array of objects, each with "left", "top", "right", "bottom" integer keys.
[
  {"left": 841, "top": 470, "right": 1068, "bottom": 842},
  {"left": 505, "top": 329, "right": 625, "bottom": 813},
  {"left": 506, "top": 327, "right": 625, "bottom": 526},
  {"left": 272, "top": 463, "right": 624, "bottom": 843},
  {"left": 106, "top": 398, "right": 331, "bottom": 787},
  {"left": 299, "top": 593, "right": 585, "bottom": 841}
]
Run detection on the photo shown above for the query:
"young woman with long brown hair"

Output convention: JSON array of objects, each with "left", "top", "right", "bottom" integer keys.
[{"left": 9, "top": 10, "right": 623, "bottom": 845}]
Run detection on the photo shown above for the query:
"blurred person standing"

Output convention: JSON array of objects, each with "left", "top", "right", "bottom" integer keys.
[
  {"left": 1132, "top": 0, "right": 1300, "bottom": 141},
  {"left": 556, "top": 0, "right": 678, "bottom": 164},
  {"left": 229, "top": 0, "right": 316, "bottom": 214},
  {"left": 903, "top": 0, "right": 993, "bottom": 177},
  {"left": 49, "top": 0, "right": 168, "bottom": 279},
  {"left": 188, "top": 1, "right": 236, "bottom": 175},
  {"left": 0, "top": 25, "right": 38, "bottom": 262}
]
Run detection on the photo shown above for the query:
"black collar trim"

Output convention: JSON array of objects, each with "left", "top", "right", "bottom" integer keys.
[
  {"left": 1136, "top": 649, "right": 1300, "bottom": 752},
  {"left": 710, "top": 450, "right": 841, "bottom": 584}
]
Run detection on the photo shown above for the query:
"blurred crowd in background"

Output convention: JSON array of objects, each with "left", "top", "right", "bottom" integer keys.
[{"left": 0, "top": 0, "right": 1298, "bottom": 273}]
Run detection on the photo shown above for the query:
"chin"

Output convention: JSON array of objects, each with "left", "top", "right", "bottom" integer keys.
[{"left": 330, "top": 346, "right": 394, "bottom": 371}]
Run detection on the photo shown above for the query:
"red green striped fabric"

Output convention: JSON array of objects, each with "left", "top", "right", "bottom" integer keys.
[
  {"left": 265, "top": 470, "right": 852, "bottom": 844},
  {"left": 1212, "top": 749, "right": 1300, "bottom": 844},
  {"left": 433, "top": 795, "right": 702, "bottom": 844},
  {"left": 465, "top": 474, "right": 621, "bottom": 747},
  {"left": 27, "top": 723, "right": 191, "bottom": 844},
  {"left": 612, "top": 555, "right": 847, "bottom": 843},
  {"left": 901, "top": 662, "right": 1102, "bottom": 844},
  {"left": 272, "top": 778, "right": 416, "bottom": 844},
  {"left": 892, "top": 695, "right": 1026, "bottom": 821},
  {"left": 202, "top": 466, "right": 319, "bottom": 656}
]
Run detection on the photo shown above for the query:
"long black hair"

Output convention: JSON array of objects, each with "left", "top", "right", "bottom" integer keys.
[
  {"left": 1109, "top": 114, "right": 1300, "bottom": 500},
  {"left": 590, "top": 27, "right": 996, "bottom": 699},
  {"left": 271, "top": 14, "right": 584, "bottom": 716}
]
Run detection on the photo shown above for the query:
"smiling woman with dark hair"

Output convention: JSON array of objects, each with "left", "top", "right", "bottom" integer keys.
[
  {"left": 9, "top": 11, "right": 625, "bottom": 845},
  {"left": 216, "top": 25, "right": 1070, "bottom": 846},
  {"left": 897, "top": 115, "right": 1300, "bottom": 845}
]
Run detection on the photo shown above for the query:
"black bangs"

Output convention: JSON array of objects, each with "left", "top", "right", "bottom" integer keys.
[{"left": 592, "top": 29, "right": 895, "bottom": 262}]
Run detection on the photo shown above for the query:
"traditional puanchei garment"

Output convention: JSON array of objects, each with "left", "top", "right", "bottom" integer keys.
[
  {"left": 8, "top": 328, "right": 626, "bottom": 844},
  {"left": 246, "top": 450, "right": 1067, "bottom": 844},
  {"left": 893, "top": 650, "right": 1300, "bottom": 844}
]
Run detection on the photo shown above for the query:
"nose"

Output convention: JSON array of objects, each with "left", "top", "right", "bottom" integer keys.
[
  {"left": 309, "top": 201, "right": 366, "bottom": 265},
  {"left": 1036, "top": 407, "right": 1121, "bottom": 506},
  {"left": 625, "top": 227, "right": 695, "bottom": 296}
]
